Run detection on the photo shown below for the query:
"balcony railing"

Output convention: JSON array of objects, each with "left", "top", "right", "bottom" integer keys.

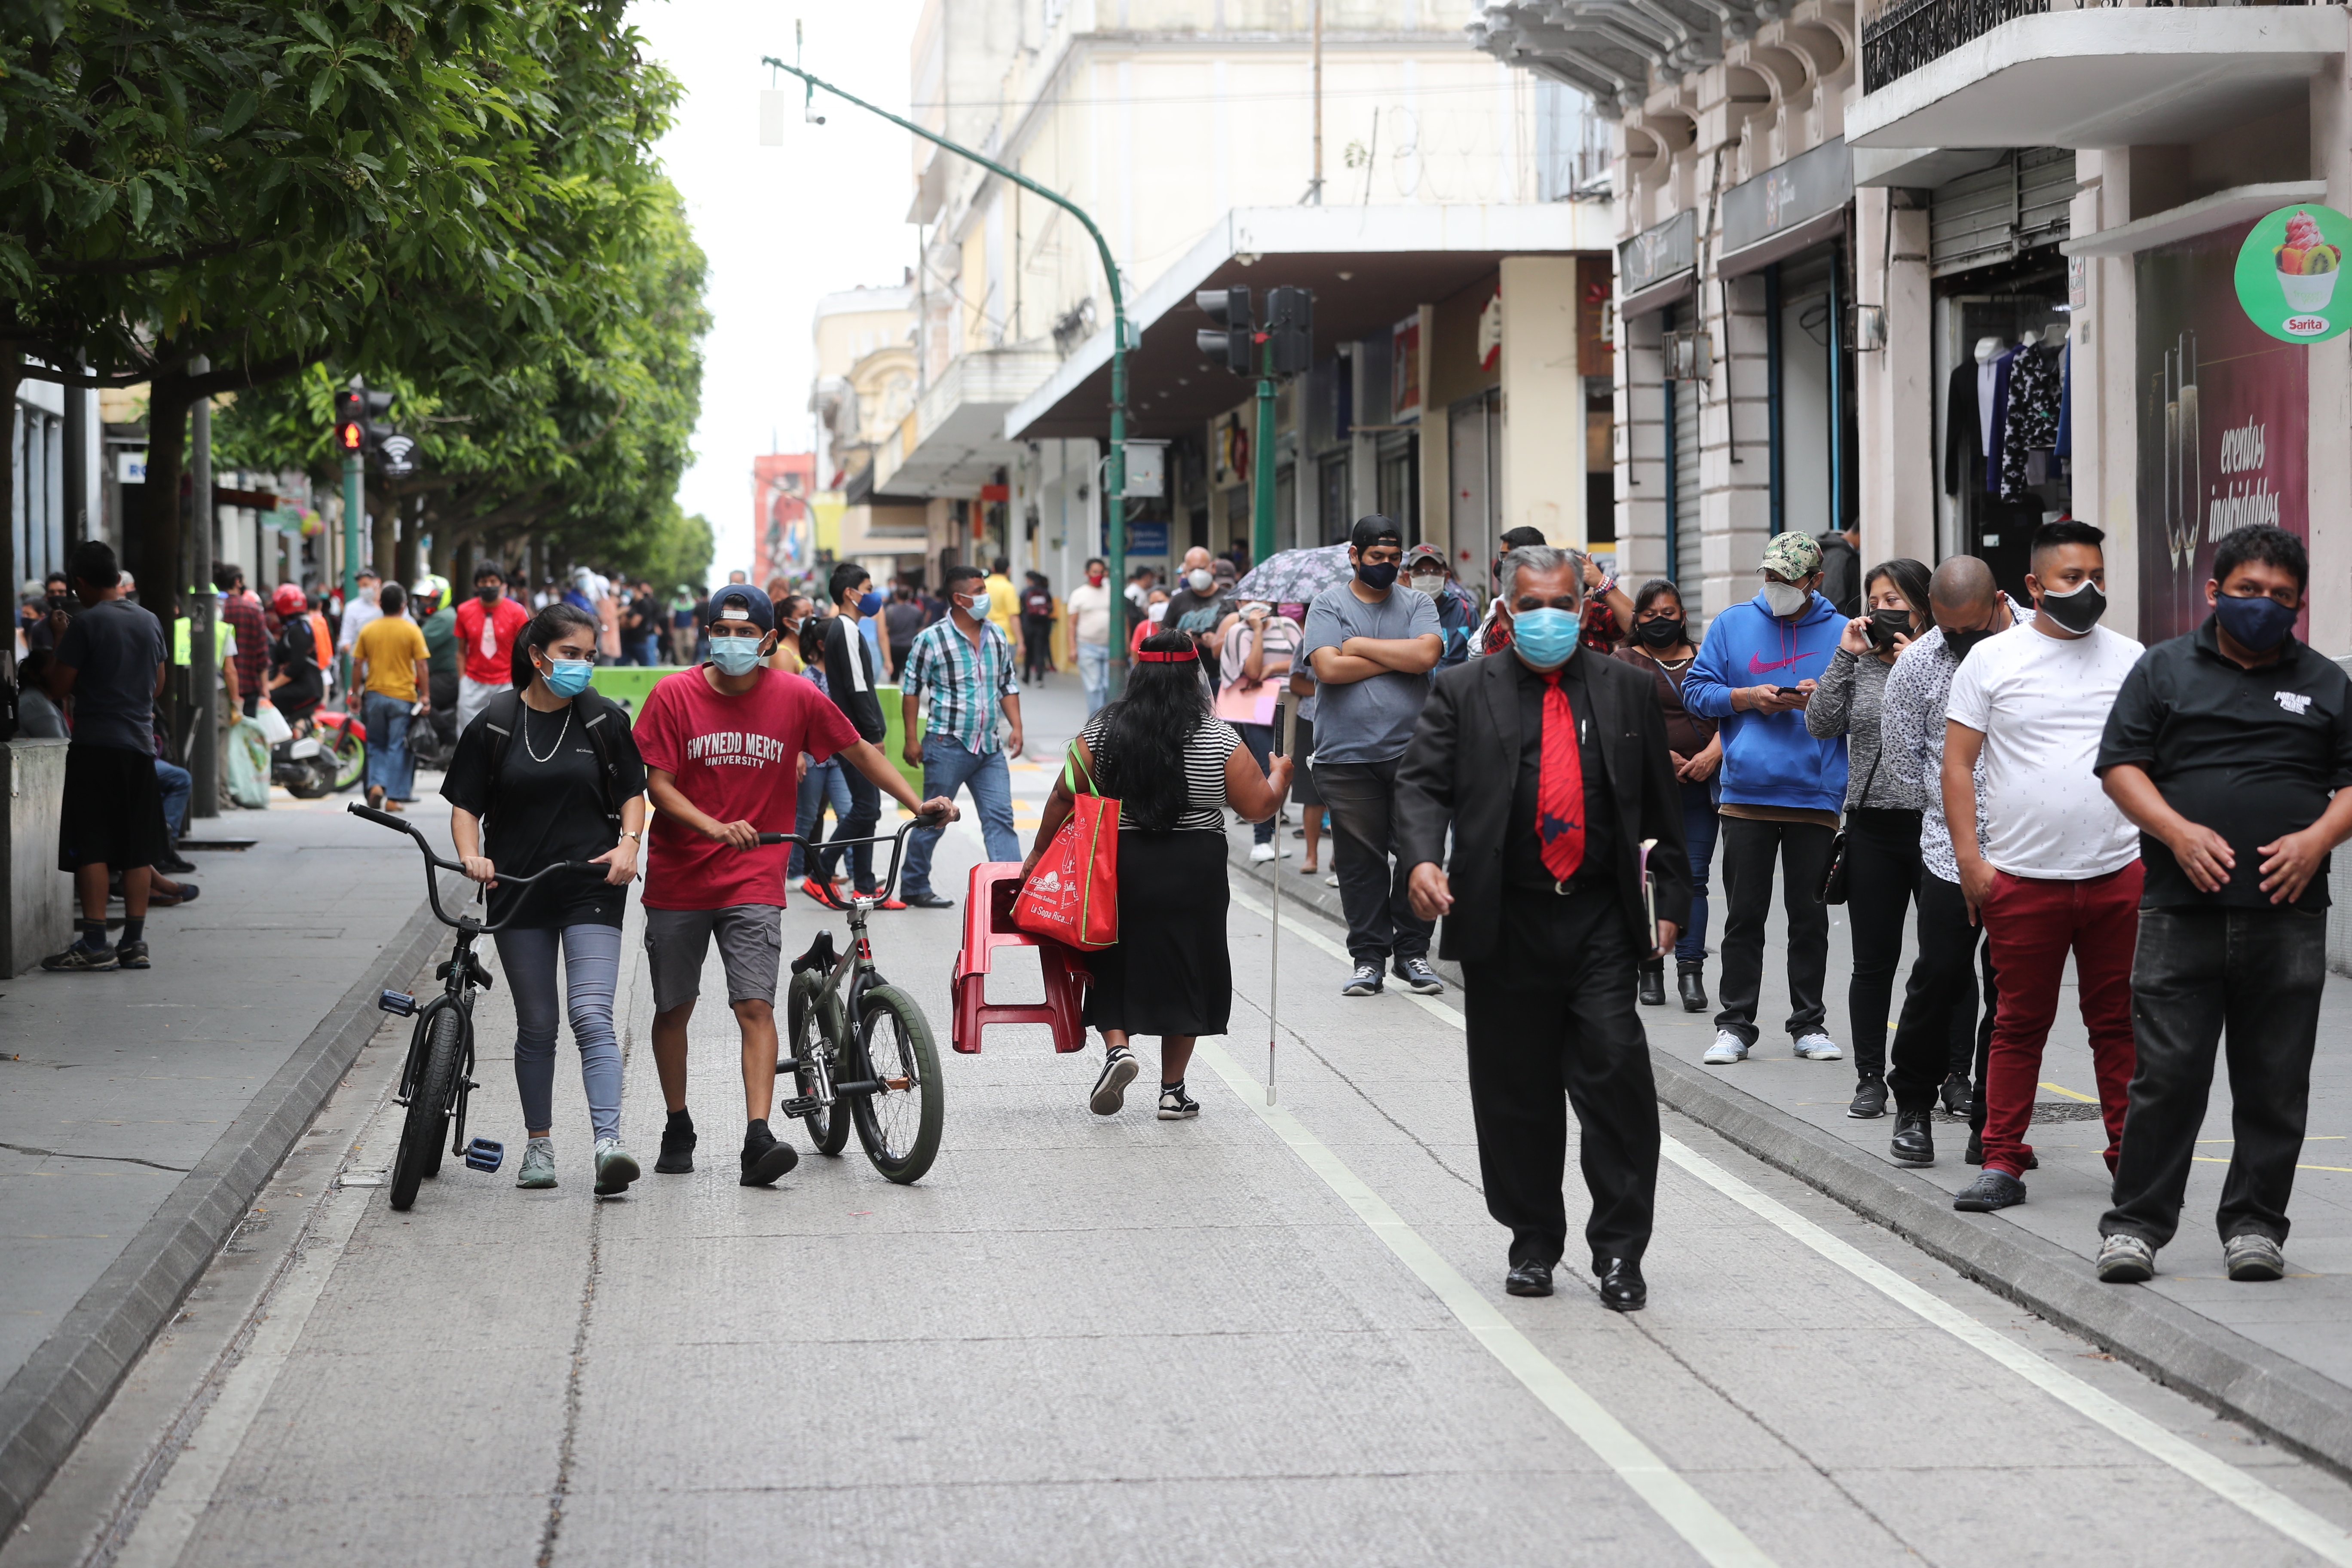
[{"left": 1861, "top": 0, "right": 2310, "bottom": 95}]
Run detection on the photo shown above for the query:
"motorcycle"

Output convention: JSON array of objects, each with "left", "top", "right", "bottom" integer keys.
[
  {"left": 314, "top": 708, "right": 368, "bottom": 792},
  {"left": 271, "top": 730, "right": 338, "bottom": 797}
]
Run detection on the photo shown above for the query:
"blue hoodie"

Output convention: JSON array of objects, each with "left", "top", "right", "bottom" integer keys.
[{"left": 1682, "top": 590, "right": 1849, "bottom": 814}]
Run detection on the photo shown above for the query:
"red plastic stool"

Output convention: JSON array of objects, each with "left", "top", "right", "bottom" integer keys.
[{"left": 951, "top": 862, "right": 1092, "bottom": 1055}]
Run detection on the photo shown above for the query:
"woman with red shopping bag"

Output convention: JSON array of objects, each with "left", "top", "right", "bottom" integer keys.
[{"left": 1018, "top": 629, "right": 1292, "bottom": 1121}]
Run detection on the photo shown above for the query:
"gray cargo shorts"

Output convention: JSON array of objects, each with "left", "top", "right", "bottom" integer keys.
[{"left": 643, "top": 904, "right": 783, "bottom": 1013}]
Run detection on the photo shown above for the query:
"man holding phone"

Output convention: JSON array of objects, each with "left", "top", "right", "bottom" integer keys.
[{"left": 1682, "top": 533, "right": 1852, "bottom": 1066}]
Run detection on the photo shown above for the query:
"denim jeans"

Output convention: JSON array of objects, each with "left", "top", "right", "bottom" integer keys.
[
  {"left": 902, "top": 736, "right": 1020, "bottom": 897},
  {"left": 2104, "top": 905, "right": 2328, "bottom": 1249},
  {"left": 791, "top": 757, "right": 852, "bottom": 879},
  {"left": 818, "top": 763, "right": 881, "bottom": 893},
  {"left": 1314, "top": 756, "right": 1433, "bottom": 965},
  {"left": 361, "top": 691, "right": 414, "bottom": 800},
  {"left": 153, "top": 759, "right": 191, "bottom": 839},
  {"left": 492, "top": 923, "right": 623, "bottom": 1141},
  {"left": 1675, "top": 781, "right": 1718, "bottom": 966},
  {"left": 1077, "top": 640, "right": 1109, "bottom": 715}
]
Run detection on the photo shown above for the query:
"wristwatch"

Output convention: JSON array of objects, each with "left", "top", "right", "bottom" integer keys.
[{"left": 620, "top": 830, "right": 641, "bottom": 843}]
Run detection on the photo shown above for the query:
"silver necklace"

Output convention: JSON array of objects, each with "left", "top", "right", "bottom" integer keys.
[{"left": 522, "top": 701, "right": 570, "bottom": 763}]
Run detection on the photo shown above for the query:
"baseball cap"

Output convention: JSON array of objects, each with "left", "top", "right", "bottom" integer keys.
[
  {"left": 1759, "top": 532, "right": 1823, "bottom": 581},
  {"left": 704, "top": 583, "right": 775, "bottom": 632},
  {"left": 1403, "top": 544, "right": 1446, "bottom": 571},
  {"left": 1350, "top": 514, "right": 1404, "bottom": 553}
]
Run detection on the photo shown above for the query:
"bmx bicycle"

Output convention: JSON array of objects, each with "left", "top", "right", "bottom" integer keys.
[
  {"left": 763, "top": 818, "right": 945, "bottom": 1184},
  {"left": 347, "top": 799, "right": 599, "bottom": 1210}
]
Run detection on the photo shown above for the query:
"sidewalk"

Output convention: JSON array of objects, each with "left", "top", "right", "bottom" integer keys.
[
  {"left": 0, "top": 785, "right": 456, "bottom": 1533},
  {"left": 1223, "top": 805, "right": 2352, "bottom": 1473}
]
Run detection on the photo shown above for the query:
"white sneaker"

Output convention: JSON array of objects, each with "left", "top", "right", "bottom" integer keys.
[
  {"left": 1793, "top": 1032, "right": 1844, "bottom": 1061},
  {"left": 1248, "top": 842, "right": 1284, "bottom": 863},
  {"left": 1703, "top": 1032, "right": 1749, "bottom": 1066}
]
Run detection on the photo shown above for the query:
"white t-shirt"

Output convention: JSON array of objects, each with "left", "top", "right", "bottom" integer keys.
[
  {"left": 1944, "top": 621, "right": 2143, "bottom": 879},
  {"left": 1066, "top": 581, "right": 1112, "bottom": 646}
]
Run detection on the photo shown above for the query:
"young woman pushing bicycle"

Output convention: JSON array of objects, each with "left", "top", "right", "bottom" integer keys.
[{"left": 442, "top": 602, "right": 649, "bottom": 1195}]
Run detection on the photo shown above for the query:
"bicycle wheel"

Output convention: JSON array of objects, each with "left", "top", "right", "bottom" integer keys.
[
  {"left": 786, "top": 969, "right": 849, "bottom": 1156},
  {"left": 327, "top": 725, "right": 366, "bottom": 791},
  {"left": 848, "top": 983, "right": 943, "bottom": 1183},
  {"left": 389, "top": 1009, "right": 463, "bottom": 1211}
]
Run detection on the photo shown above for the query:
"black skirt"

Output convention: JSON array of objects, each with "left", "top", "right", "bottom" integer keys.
[{"left": 1084, "top": 829, "right": 1232, "bottom": 1038}]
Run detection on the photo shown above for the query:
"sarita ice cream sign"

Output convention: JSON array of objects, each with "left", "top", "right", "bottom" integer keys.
[{"left": 2236, "top": 204, "right": 2352, "bottom": 343}]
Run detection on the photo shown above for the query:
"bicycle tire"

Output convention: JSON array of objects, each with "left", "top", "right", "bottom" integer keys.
[
  {"left": 848, "top": 983, "right": 943, "bottom": 1184},
  {"left": 787, "top": 969, "right": 849, "bottom": 1156},
  {"left": 328, "top": 727, "right": 366, "bottom": 792},
  {"left": 389, "top": 1009, "right": 463, "bottom": 1210}
]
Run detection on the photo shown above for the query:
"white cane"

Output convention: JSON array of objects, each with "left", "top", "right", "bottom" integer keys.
[{"left": 1268, "top": 689, "right": 1297, "bottom": 1106}]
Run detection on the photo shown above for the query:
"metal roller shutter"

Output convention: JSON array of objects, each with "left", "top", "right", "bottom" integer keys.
[{"left": 1930, "top": 149, "right": 2075, "bottom": 277}]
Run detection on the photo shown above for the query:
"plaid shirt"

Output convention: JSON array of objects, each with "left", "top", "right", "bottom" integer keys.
[
  {"left": 223, "top": 589, "right": 270, "bottom": 698},
  {"left": 900, "top": 616, "right": 1020, "bottom": 754}
]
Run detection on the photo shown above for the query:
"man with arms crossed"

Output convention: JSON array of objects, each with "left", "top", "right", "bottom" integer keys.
[{"left": 634, "top": 585, "right": 956, "bottom": 1185}]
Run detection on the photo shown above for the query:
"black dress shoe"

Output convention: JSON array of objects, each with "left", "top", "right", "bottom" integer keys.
[
  {"left": 1638, "top": 962, "right": 1666, "bottom": 1007},
  {"left": 1596, "top": 1257, "right": 1647, "bottom": 1312},
  {"left": 1890, "top": 1109, "right": 1935, "bottom": 1166},
  {"left": 1676, "top": 963, "right": 1708, "bottom": 1012},
  {"left": 1505, "top": 1260, "right": 1554, "bottom": 1297},
  {"left": 903, "top": 891, "right": 955, "bottom": 910}
]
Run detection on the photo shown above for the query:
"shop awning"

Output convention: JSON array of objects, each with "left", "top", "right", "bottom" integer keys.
[
  {"left": 1847, "top": 6, "right": 2345, "bottom": 151},
  {"left": 1002, "top": 202, "right": 1614, "bottom": 443},
  {"left": 2061, "top": 180, "right": 2328, "bottom": 259}
]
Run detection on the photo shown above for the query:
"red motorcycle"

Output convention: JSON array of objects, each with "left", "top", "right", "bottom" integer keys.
[{"left": 275, "top": 708, "right": 368, "bottom": 798}]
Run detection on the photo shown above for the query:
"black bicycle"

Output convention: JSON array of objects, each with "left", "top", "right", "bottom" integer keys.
[
  {"left": 762, "top": 818, "right": 945, "bottom": 1184},
  {"left": 348, "top": 800, "right": 599, "bottom": 1211}
]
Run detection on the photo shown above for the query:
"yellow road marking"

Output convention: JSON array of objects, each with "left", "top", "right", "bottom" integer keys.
[{"left": 2039, "top": 1081, "right": 2096, "bottom": 1103}]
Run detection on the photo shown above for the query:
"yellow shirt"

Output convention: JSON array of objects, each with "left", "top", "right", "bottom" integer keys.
[
  {"left": 984, "top": 573, "right": 1019, "bottom": 643},
  {"left": 353, "top": 615, "right": 429, "bottom": 702}
]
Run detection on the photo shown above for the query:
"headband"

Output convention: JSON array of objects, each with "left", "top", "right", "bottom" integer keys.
[{"left": 1134, "top": 648, "right": 1199, "bottom": 663}]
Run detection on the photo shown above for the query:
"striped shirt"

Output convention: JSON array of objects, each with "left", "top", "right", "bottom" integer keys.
[
  {"left": 1082, "top": 711, "right": 1240, "bottom": 833},
  {"left": 900, "top": 616, "right": 1020, "bottom": 754}
]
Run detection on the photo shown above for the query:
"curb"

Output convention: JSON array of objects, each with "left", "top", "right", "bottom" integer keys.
[
  {"left": 1648, "top": 1049, "right": 2352, "bottom": 1479},
  {"left": 0, "top": 874, "right": 462, "bottom": 1537}
]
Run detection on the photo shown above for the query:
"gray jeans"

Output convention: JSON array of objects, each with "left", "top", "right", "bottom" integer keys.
[
  {"left": 1313, "top": 756, "right": 1433, "bottom": 965},
  {"left": 493, "top": 923, "right": 624, "bottom": 1142}
]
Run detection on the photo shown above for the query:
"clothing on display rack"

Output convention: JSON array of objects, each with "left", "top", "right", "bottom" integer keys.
[
  {"left": 1999, "top": 339, "right": 2064, "bottom": 502},
  {"left": 1987, "top": 345, "right": 2016, "bottom": 482},
  {"left": 2053, "top": 340, "right": 2072, "bottom": 460},
  {"left": 1943, "top": 362, "right": 1981, "bottom": 497}
]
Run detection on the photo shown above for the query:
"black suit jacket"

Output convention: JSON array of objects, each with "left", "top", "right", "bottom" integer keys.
[{"left": 1395, "top": 649, "right": 1693, "bottom": 963}]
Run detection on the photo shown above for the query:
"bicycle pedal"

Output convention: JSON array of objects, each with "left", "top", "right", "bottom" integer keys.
[
  {"left": 378, "top": 989, "right": 417, "bottom": 1016},
  {"left": 778, "top": 1096, "right": 822, "bottom": 1121},
  {"left": 464, "top": 1137, "right": 505, "bottom": 1173}
]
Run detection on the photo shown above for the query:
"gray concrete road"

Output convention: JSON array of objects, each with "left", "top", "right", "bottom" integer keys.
[{"left": 6, "top": 677, "right": 2352, "bottom": 1567}]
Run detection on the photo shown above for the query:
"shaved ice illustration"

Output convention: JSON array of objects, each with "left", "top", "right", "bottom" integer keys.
[{"left": 2276, "top": 210, "right": 2342, "bottom": 312}]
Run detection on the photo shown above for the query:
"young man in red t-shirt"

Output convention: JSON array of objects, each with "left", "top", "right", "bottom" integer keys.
[
  {"left": 635, "top": 585, "right": 959, "bottom": 1185},
  {"left": 453, "top": 562, "right": 532, "bottom": 729}
]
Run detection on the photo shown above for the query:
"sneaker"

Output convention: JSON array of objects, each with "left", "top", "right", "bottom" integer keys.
[
  {"left": 1939, "top": 1073, "right": 1971, "bottom": 1116},
  {"left": 1323, "top": 873, "right": 1339, "bottom": 888},
  {"left": 799, "top": 876, "right": 846, "bottom": 911},
  {"left": 873, "top": 895, "right": 910, "bottom": 911},
  {"left": 516, "top": 1137, "right": 557, "bottom": 1189},
  {"left": 1953, "top": 1170, "right": 2027, "bottom": 1212},
  {"left": 156, "top": 851, "right": 198, "bottom": 875},
  {"left": 655, "top": 1115, "right": 696, "bottom": 1174},
  {"left": 1248, "top": 842, "right": 1277, "bottom": 863},
  {"left": 1157, "top": 1084, "right": 1200, "bottom": 1120},
  {"left": 740, "top": 1123, "right": 799, "bottom": 1186},
  {"left": 40, "top": 940, "right": 117, "bottom": 972},
  {"left": 1847, "top": 1076, "right": 1888, "bottom": 1119},
  {"left": 1393, "top": 957, "right": 1445, "bottom": 995},
  {"left": 1793, "top": 1032, "right": 1843, "bottom": 1061},
  {"left": 1090, "top": 1047, "right": 1140, "bottom": 1116},
  {"left": 2224, "top": 1233, "right": 2286, "bottom": 1282},
  {"left": 113, "top": 940, "right": 151, "bottom": 971},
  {"left": 1341, "top": 961, "right": 1385, "bottom": 997},
  {"left": 2097, "top": 1233, "right": 2156, "bottom": 1283},
  {"left": 1703, "top": 1031, "right": 1749, "bottom": 1066},
  {"left": 593, "top": 1138, "right": 641, "bottom": 1197}
]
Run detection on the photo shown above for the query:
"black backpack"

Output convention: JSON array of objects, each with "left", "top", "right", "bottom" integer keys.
[{"left": 478, "top": 686, "right": 629, "bottom": 832}]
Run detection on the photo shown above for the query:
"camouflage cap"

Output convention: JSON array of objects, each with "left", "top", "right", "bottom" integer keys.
[{"left": 1758, "top": 532, "right": 1823, "bottom": 581}]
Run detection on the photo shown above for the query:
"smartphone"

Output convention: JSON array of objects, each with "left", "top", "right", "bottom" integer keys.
[{"left": 1774, "top": 686, "right": 1804, "bottom": 697}]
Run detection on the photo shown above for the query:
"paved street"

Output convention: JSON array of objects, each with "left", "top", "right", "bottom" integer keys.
[{"left": 8, "top": 678, "right": 2352, "bottom": 1568}]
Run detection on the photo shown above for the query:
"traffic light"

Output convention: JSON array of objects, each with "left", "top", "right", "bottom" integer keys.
[
  {"left": 1194, "top": 287, "right": 1254, "bottom": 377},
  {"left": 334, "top": 390, "right": 365, "bottom": 454},
  {"left": 1265, "top": 286, "right": 1314, "bottom": 377}
]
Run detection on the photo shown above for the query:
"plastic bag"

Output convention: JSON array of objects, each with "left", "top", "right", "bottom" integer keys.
[
  {"left": 225, "top": 717, "right": 272, "bottom": 808},
  {"left": 253, "top": 701, "right": 292, "bottom": 744}
]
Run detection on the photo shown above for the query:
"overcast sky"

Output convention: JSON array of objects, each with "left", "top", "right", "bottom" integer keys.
[{"left": 628, "top": 1, "right": 924, "bottom": 583}]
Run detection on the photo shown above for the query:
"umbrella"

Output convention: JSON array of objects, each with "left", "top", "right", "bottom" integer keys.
[{"left": 1231, "top": 544, "right": 1351, "bottom": 606}]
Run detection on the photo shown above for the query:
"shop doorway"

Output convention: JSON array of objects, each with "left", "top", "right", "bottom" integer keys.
[
  {"left": 1449, "top": 389, "right": 1499, "bottom": 588},
  {"left": 1769, "top": 247, "right": 1858, "bottom": 545},
  {"left": 1934, "top": 266, "right": 2071, "bottom": 604}
]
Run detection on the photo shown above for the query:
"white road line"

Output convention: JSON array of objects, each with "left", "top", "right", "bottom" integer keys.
[
  {"left": 1227, "top": 884, "right": 2352, "bottom": 1566},
  {"left": 1193, "top": 1037, "right": 1777, "bottom": 1568}
]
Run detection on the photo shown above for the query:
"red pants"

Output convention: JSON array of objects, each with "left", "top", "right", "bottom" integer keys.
[{"left": 1978, "top": 863, "right": 2141, "bottom": 1178}]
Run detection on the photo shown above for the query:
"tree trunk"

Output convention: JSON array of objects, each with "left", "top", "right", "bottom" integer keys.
[
  {"left": 369, "top": 484, "right": 395, "bottom": 581},
  {"left": 1, "top": 354, "right": 21, "bottom": 736},
  {"left": 394, "top": 491, "right": 420, "bottom": 590},
  {"left": 139, "top": 371, "right": 196, "bottom": 657}
]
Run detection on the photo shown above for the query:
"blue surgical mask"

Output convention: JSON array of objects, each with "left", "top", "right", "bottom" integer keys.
[
  {"left": 2214, "top": 590, "right": 2298, "bottom": 652},
  {"left": 1510, "top": 607, "right": 1580, "bottom": 669},
  {"left": 709, "top": 635, "right": 765, "bottom": 676},
  {"left": 541, "top": 656, "right": 593, "bottom": 698}
]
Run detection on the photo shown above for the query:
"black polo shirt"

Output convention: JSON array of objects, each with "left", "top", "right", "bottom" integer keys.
[
  {"left": 2095, "top": 618, "right": 2352, "bottom": 911},
  {"left": 1507, "top": 652, "right": 1619, "bottom": 891}
]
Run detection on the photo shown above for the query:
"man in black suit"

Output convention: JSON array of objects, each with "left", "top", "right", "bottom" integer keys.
[{"left": 1396, "top": 546, "right": 1692, "bottom": 1311}]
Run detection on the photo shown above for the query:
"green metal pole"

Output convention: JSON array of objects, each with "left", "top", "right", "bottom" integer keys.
[
  {"left": 341, "top": 449, "right": 362, "bottom": 692},
  {"left": 761, "top": 55, "right": 1130, "bottom": 680},
  {"left": 1253, "top": 345, "right": 1277, "bottom": 566}
]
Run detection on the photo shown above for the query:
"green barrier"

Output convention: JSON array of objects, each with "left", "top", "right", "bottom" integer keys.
[{"left": 587, "top": 665, "right": 925, "bottom": 796}]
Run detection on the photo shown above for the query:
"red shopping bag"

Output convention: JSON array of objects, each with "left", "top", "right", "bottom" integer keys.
[{"left": 1014, "top": 747, "right": 1120, "bottom": 949}]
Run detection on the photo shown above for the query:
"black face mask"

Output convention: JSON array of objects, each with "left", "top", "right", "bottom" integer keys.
[
  {"left": 1943, "top": 627, "right": 1996, "bottom": 661},
  {"left": 1634, "top": 616, "right": 1685, "bottom": 648},
  {"left": 2039, "top": 579, "right": 2107, "bottom": 635},
  {"left": 1356, "top": 560, "right": 1399, "bottom": 591},
  {"left": 476, "top": 585, "right": 502, "bottom": 605},
  {"left": 1867, "top": 606, "right": 1912, "bottom": 650}
]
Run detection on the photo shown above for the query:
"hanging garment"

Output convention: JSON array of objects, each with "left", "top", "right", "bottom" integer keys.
[
  {"left": 2053, "top": 340, "right": 2072, "bottom": 459},
  {"left": 1945, "top": 362, "right": 1980, "bottom": 497},
  {"left": 1977, "top": 358, "right": 2000, "bottom": 461},
  {"left": 2000, "top": 343, "right": 2064, "bottom": 501},
  {"left": 1986, "top": 347, "right": 2018, "bottom": 489}
]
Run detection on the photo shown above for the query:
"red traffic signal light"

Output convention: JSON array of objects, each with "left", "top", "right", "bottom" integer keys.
[{"left": 334, "top": 389, "right": 365, "bottom": 451}]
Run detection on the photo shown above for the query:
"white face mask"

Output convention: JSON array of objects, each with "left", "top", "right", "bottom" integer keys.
[
  {"left": 1761, "top": 580, "right": 1808, "bottom": 618},
  {"left": 1410, "top": 572, "right": 1445, "bottom": 596},
  {"left": 1187, "top": 569, "right": 1215, "bottom": 594}
]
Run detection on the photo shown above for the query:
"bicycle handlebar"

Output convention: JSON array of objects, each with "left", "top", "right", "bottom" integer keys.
[
  {"left": 748, "top": 815, "right": 942, "bottom": 903},
  {"left": 346, "top": 801, "right": 604, "bottom": 932}
]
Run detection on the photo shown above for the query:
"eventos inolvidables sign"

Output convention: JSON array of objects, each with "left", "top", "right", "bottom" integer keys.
[{"left": 2236, "top": 203, "right": 2352, "bottom": 343}]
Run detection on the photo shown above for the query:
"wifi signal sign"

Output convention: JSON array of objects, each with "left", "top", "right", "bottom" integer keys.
[{"left": 378, "top": 433, "right": 418, "bottom": 476}]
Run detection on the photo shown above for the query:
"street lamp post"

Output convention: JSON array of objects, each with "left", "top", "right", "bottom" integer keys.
[{"left": 761, "top": 55, "right": 1133, "bottom": 679}]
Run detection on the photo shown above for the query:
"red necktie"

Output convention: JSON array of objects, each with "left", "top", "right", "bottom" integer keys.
[{"left": 1538, "top": 671, "right": 1586, "bottom": 882}]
